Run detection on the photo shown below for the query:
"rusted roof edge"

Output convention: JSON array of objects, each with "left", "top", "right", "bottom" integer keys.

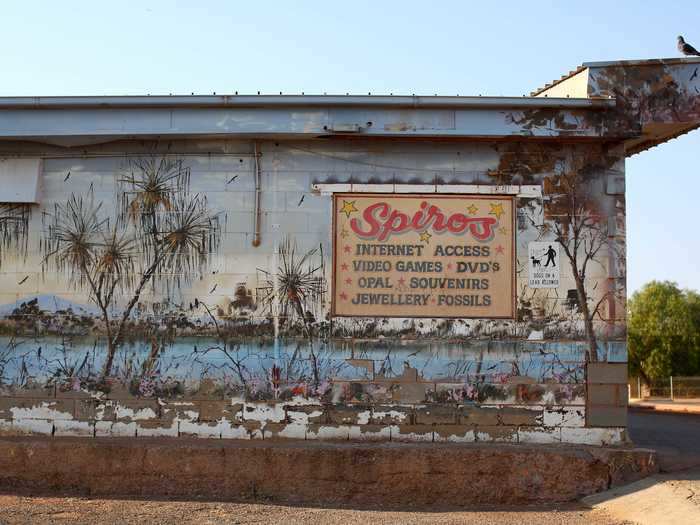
[{"left": 0, "top": 94, "right": 614, "bottom": 110}]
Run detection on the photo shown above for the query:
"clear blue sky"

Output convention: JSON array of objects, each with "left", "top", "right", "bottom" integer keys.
[{"left": 2, "top": 1, "right": 698, "bottom": 294}]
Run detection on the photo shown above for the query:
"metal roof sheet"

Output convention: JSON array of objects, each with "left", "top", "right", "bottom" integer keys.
[{"left": 0, "top": 94, "right": 614, "bottom": 110}]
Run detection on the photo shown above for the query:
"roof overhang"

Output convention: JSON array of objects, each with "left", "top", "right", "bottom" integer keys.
[
  {"left": 0, "top": 95, "right": 618, "bottom": 147},
  {"left": 534, "top": 57, "right": 700, "bottom": 156}
]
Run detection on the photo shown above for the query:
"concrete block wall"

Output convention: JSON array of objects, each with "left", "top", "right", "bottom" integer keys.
[
  {"left": 587, "top": 363, "right": 628, "bottom": 427},
  {"left": 0, "top": 386, "right": 625, "bottom": 446},
  {"left": 0, "top": 138, "right": 628, "bottom": 445}
]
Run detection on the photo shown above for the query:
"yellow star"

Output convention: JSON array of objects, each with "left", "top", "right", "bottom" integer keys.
[
  {"left": 340, "top": 227, "right": 349, "bottom": 238},
  {"left": 467, "top": 204, "right": 479, "bottom": 215},
  {"left": 419, "top": 230, "right": 432, "bottom": 243},
  {"left": 339, "top": 200, "right": 358, "bottom": 218},
  {"left": 498, "top": 227, "right": 507, "bottom": 235},
  {"left": 489, "top": 202, "right": 505, "bottom": 220}
]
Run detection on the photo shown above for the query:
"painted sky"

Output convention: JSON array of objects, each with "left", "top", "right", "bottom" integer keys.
[{"left": 1, "top": 0, "right": 698, "bottom": 293}]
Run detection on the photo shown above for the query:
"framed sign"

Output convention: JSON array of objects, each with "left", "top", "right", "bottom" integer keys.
[
  {"left": 332, "top": 194, "right": 515, "bottom": 318},
  {"left": 527, "top": 241, "right": 560, "bottom": 288}
]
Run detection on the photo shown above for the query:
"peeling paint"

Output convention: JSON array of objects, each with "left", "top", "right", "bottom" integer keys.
[{"left": 0, "top": 116, "right": 644, "bottom": 444}]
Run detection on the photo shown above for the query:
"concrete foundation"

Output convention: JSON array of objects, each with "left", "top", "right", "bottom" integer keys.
[{"left": 0, "top": 437, "right": 657, "bottom": 506}]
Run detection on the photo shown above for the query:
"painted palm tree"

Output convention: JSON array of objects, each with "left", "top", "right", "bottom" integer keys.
[
  {"left": 43, "top": 157, "right": 221, "bottom": 380},
  {"left": 257, "top": 237, "right": 326, "bottom": 337},
  {"left": 0, "top": 204, "right": 31, "bottom": 270}
]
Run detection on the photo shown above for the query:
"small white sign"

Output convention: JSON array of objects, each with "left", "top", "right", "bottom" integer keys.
[{"left": 528, "top": 242, "right": 560, "bottom": 288}]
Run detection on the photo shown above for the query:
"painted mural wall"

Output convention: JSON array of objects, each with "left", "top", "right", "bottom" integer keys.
[{"left": 0, "top": 138, "right": 628, "bottom": 444}]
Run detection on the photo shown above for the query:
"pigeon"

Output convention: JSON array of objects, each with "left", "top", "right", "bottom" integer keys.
[{"left": 678, "top": 36, "right": 700, "bottom": 56}]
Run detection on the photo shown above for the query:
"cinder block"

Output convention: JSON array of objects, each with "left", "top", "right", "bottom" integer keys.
[
  {"left": 498, "top": 407, "right": 543, "bottom": 427},
  {"left": 215, "top": 190, "right": 255, "bottom": 211},
  {"left": 392, "top": 383, "right": 430, "bottom": 403},
  {"left": 113, "top": 400, "right": 160, "bottom": 422},
  {"left": 586, "top": 406, "right": 627, "bottom": 427},
  {"left": 460, "top": 406, "right": 500, "bottom": 426},
  {"left": 348, "top": 425, "right": 391, "bottom": 441},
  {"left": 243, "top": 402, "right": 286, "bottom": 423},
  {"left": 0, "top": 398, "right": 74, "bottom": 420},
  {"left": 326, "top": 405, "right": 372, "bottom": 425},
  {"left": 221, "top": 421, "right": 254, "bottom": 440},
  {"left": 262, "top": 422, "right": 306, "bottom": 440},
  {"left": 588, "top": 384, "right": 627, "bottom": 407},
  {"left": 334, "top": 382, "right": 394, "bottom": 404},
  {"left": 284, "top": 404, "right": 325, "bottom": 425},
  {"left": 305, "top": 424, "right": 351, "bottom": 441},
  {"left": 178, "top": 420, "right": 221, "bottom": 438},
  {"left": 74, "top": 399, "right": 97, "bottom": 420},
  {"left": 197, "top": 400, "right": 238, "bottom": 422},
  {"left": 370, "top": 405, "right": 412, "bottom": 425},
  {"left": 160, "top": 401, "right": 199, "bottom": 423},
  {"left": 587, "top": 363, "right": 627, "bottom": 384},
  {"left": 543, "top": 407, "right": 586, "bottom": 428},
  {"left": 242, "top": 421, "right": 264, "bottom": 440},
  {"left": 518, "top": 427, "right": 562, "bottom": 444},
  {"left": 54, "top": 420, "right": 94, "bottom": 437},
  {"left": 224, "top": 171, "right": 255, "bottom": 193},
  {"left": 433, "top": 425, "right": 477, "bottom": 443},
  {"left": 561, "top": 427, "right": 627, "bottom": 446},
  {"left": 260, "top": 190, "right": 288, "bottom": 212},
  {"left": 57, "top": 388, "right": 92, "bottom": 400},
  {"left": 291, "top": 192, "right": 331, "bottom": 213},
  {"left": 414, "top": 405, "right": 458, "bottom": 425},
  {"left": 224, "top": 211, "right": 255, "bottom": 233},
  {"left": 94, "top": 421, "right": 137, "bottom": 437},
  {"left": 263, "top": 211, "right": 308, "bottom": 233},
  {"left": 12, "top": 419, "right": 53, "bottom": 435},
  {"left": 264, "top": 171, "right": 312, "bottom": 192},
  {"left": 475, "top": 426, "right": 518, "bottom": 443},
  {"left": 390, "top": 425, "right": 434, "bottom": 442},
  {"left": 136, "top": 420, "right": 179, "bottom": 437}
]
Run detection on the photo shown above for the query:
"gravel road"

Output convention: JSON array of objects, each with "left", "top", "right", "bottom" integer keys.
[{"left": 0, "top": 495, "right": 628, "bottom": 525}]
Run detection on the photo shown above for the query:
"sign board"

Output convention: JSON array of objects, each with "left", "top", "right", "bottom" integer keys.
[
  {"left": 527, "top": 241, "right": 560, "bottom": 288},
  {"left": 332, "top": 194, "right": 514, "bottom": 318}
]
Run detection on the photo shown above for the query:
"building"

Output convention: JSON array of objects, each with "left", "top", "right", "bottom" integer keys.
[{"left": 0, "top": 58, "right": 698, "bottom": 444}]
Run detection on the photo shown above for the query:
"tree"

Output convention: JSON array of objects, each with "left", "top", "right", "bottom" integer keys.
[
  {"left": 42, "top": 157, "right": 221, "bottom": 380},
  {"left": 543, "top": 156, "right": 614, "bottom": 363},
  {"left": 628, "top": 281, "right": 700, "bottom": 382}
]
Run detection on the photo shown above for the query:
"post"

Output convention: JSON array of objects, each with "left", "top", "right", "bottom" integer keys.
[
  {"left": 670, "top": 375, "right": 674, "bottom": 401},
  {"left": 637, "top": 376, "right": 641, "bottom": 399}
]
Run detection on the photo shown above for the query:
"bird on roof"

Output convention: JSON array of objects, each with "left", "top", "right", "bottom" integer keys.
[{"left": 678, "top": 36, "right": 700, "bottom": 56}]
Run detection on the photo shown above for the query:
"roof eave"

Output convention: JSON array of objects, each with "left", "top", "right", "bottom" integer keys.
[{"left": 0, "top": 94, "right": 615, "bottom": 110}]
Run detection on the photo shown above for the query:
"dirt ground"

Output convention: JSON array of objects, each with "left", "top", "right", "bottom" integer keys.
[{"left": 0, "top": 495, "right": 626, "bottom": 525}]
